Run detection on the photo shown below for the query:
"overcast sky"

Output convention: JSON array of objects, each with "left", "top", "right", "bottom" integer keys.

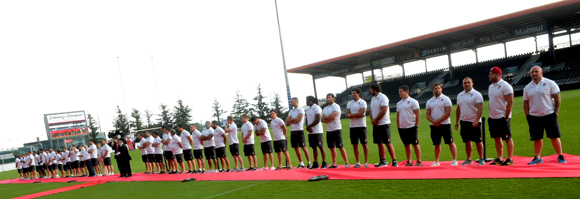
[{"left": 0, "top": 0, "right": 561, "bottom": 149}]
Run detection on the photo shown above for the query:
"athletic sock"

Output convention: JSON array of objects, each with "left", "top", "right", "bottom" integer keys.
[
  {"left": 356, "top": 162, "right": 360, "bottom": 165},
  {"left": 299, "top": 162, "right": 304, "bottom": 166},
  {"left": 380, "top": 159, "right": 386, "bottom": 163}
]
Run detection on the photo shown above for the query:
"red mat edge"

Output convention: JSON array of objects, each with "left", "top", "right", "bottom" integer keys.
[{"left": 13, "top": 181, "right": 107, "bottom": 199}]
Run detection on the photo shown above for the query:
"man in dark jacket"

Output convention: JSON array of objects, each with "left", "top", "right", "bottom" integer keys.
[
  {"left": 112, "top": 137, "right": 124, "bottom": 177},
  {"left": 117, "top": 139, "right": 132, "bottom": 177}
]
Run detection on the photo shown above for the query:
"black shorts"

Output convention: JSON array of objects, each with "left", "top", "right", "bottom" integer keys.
[
  {"left": 489, "top": 118, "right": 512, "bottom": 140},
  {"left": 18, "top": 169, "right": 22, "bottom": 174},
  {"left": 164, "top": 151, "right": 175, "bottom": 160},
  {"left": 183, "top": 149, "right": 193, "bottom": 161},
  {"left": 290, "top": 131, "right": 306, "bottom": 148},
  {"left": 204, "top": 147, "right": 216, "bottom": 160},
  {"left": 35, "top": 166, "right": 41, "bottom": 172},
  {"left": 261, "top": 141, "right": 273, "bottom": 154},
  {"left": 80, "top": 161, "right": 85, "bottom": 168},
  {"left": 398, "top": 127, "right": 419, "bottom": 146},
  {"left": 72, "top": 161, "right": 79, "bottom": 169},
  {"left": 327, "top": 130, "right": 344, "bottom": 148},
  {"left": 154, "top": 154, "right": 162, "bottom": 163},
  {"left": 22, "top": 168, "right": 28, "bottom": 173},
  {"left": 103, "top": 157, "right": 112, "bottom": 166},
  {"left": 44, "top": 164, "right": 49, "bottom": 171},
  {"left": 243, "top": 144, "right": 255, "bottom": 156},
  {"left": 215, "top": 147, "right": 227, "bottom": 158},
  {"left": 273, "top": 140, "right": 288, "bottom": 153},
  {"left": 194, "top": 149, "right": 204, "bottom": 159},
  {"left": 50, "top": 164, "right": 57, "bottom": 171},
  {"left": 373, "top": 124, "right": 392, "bottom": 144},
  {"left": 174, "top": 153, "right": 183, "bottom": 163},
  {"left": 65, "top": 162, "right": 71, "bottom": 170},
  {"left": 58, "top": 164, "right": 63, "bottom": 171},
  {"left": 147, "top": 154, "right": 155, "bottom": 163},
  {"left": 430, "top": 124, "right": 454, "bottom": 145},
  {"left": 91, "top": 158, "right": 98, "bottom": 166},
  {"left": 141, "top": 155, "right": 149, "bottom": 162},
  {"left": 460, "top": 121, "right": 482, "bottom": 143},
  {"left": 308, "top": 134, "right": 324, "bottom": 148},
  {"left": 350, "top": 127, "right": 368, "bottom": 145},
  {"left": 229, "top": 144, "right": 240, "bottom": 156},
  {"left": 527, "top": 113, "right": 561, "bottom": 141}
]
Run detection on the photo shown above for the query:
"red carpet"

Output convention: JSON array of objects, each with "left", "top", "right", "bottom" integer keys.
[
  {"left": 13, "top": 181, "right": 107, "bottom": 199},
  {"left": 2, "top": 154, "right": 579, "bottom": 184}
]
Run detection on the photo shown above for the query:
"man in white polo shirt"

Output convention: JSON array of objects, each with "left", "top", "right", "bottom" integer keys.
[
  {"left": 524, "top": 66, "right": 566, "bottom": 165},
  {"left": 285, "top": 97, "right": 311, "bottom": 169},
  {"left": 145, "top": 132, "right": 155, "bottom": 173},
  {"left": 241, "top": 114, "right": 257, "bottom": 171},
  {"left": 426, "top": 82, "right": 458, "bottom": 167},
  {"left": 88, "top": 140, "right": 100, "bottom": 176},
  {"left": 138, "top": 133, "right": 152, "bottom": 174},
  {"left": 190, "top": 124, "right": 204, "bottom": 173},
  {"left": 212, "top": 121, "right": 231, "bottom": 172},
  {"left": 370, "top": 83, "right": 398, "bottom": 167},
  {"left": 396, "top": 85, "right": 422, "bottom": 166},
  {"left": 305, "top": 96, "right": 327, "bottom": 169},
  {"left": 270, "top": 110, "right": 292, "bottom": 170},
  {"left": 346, "top": 87, "right": 369, "bottom": 168},
  {"left": 100, "top": 139, "right": 114, "bottom": 175},
  {"left": 322, "top": 93, "right": 349, "bottom": 168},
  {"left": 178, "top": 124, "right": 195, "bottom": 173},
  {"left": 252, "top": 117, "right": 275, "bottom": 170},
  {"left": 488, "top": 67, "right": 515, "bottom": 166},
  {"left": 161, "top": 126, "right": 176, "bottom": 173},
  {"left": 170, "top": 129, "right": 185, "bottom": 173},
  {"left": 151, "top": 131, "right": 166, "bottom": 174},
  {"left": 201, "top": 121, "right": 218, "bottom": 173},
  {"left": 225, "top": 116, "right": 244, "bottom": 172},
  {"left": 455, "top": 77, "right": 485, "bottom": 166}
]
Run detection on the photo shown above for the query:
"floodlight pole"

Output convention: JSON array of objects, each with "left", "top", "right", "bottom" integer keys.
[{"left": 275, "top": 0, "right": 293, "bottom": 110}]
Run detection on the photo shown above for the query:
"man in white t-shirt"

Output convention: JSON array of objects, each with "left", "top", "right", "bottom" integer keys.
[
  {"left": 201, "top": 121, "right": 218, "bottom": 173},
  {"left": 305, "top": 96, "right": 326, "bottom": 169},
  {"left": 15, "top": 155, "right": 23, "bottom": 179},
  {"left": 396, "top": 85, "right": 422, "bottom": 166},
  {"left": 138, "top": 133, "right": 153, "bottom": 174},
  {"left": 455, "top": 77, "right": 485, "bottom": 166},
  {"left": 487, "top": 67, "right": 515, "bottom": 166},
  {"left": 28, "top": 151, "right": 37, "bottom": 179},
  {"left": 95, "top": 144, "right": 107, "bottom": 176},
  {"left": 524, "top": 66, "right": 566, "bottom": 165},
  {"left": 285, "top": 97, "right": 311, "bottom": 169},
  {"left": 68, "top": 146, "right": 79, "bottom": 177},
  {"left": 270, "top": 110, "right": 292, "bottom": 170},
  {"left": 425, "top": 82, "right": 458, "bottom": 167},
  {"left": 252, "top": 117, "right": 275, "bottom": 171},
  {"left": 170, "top": 129, "right": 186, "bottom": 173},
  {"left": 40, "top": 149, "right": 49, "bottom": 178},
  {"left": 21, "top": 154, "right": 29, "bottom": 179},
  {"left": 322, "top": 93, "right": 349, "bottom": 169},
  {"left": 212, "top": 121, "right": 231, "bottom": 172},
  {"left": 177, "top": 124, "right": 195, "bottom": 173},
  {"left": 161, "top": 126, "right": 177, "bottom": 173},
  {"left": 57, "top": 151, "right": 65, "bottom": 177},
  {"left": 346, "top": 87, "right": 369, "bottom": 168},
  {"left": 370, "top": 83, "right": 398, "bottom": 167},
  {"left": 100, "top": 139, "right": 114, "bottom": 175},
  {"left": 225, "top": 116, "right": 244, "bottom": 172},
  {"left": 151, "top": 131, "right": 166, "bottom": 174},
  {"left": 61, "top": 147, "right": 71, "bottom": 177},
  {"left": 88, "top": 140, "right": 101, "bottom": 176},
  {"left": 145, "top": 132, "right": 155, "bottom": 172},
  {"left": 241, "top": 114, "right": 258, "bottom": 171},
  {"left": 190, "top": 124, "right": 204, "bottom": 173},
  {"left": 48, "top": 148, "right": 59, "bottom": 178}
]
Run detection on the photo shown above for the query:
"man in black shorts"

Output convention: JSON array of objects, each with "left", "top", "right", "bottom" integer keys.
[
  {"left": 241, "top": 114, "right": 257, "bottom": 171},
  {"left": 101, "top": 139, "right": 114, "bottom": 175},
  {"left": 370, "top": 83, "right": 398, "bottom": 167},
  {"left": 161, "top": 126, "right": 176, "bottom": 173},
  {"left": 455, "top": 77, "right": 485, "bottom": 166},
  {"left": 252, "top": 117, "right": 275, "bottom": 170},
  {"left": 425, "top": 83, "right": 458, "bottom": 166},
  {"left": 177, "top": 124, "right": 196, "bottom": 173},
  {"left": 305, "top": 96, "right": 327, "bottom": 169},
  {"left": 225, "top": 116, "right": 243, "bottom": 172},
  {"left": 346, "top": 87, "right": 369, "bottom": 168},
  {"left": 201, "top": 121, "right": 218, "bottom": 173},
  {"left": 322, "top": 93, "right": 349, "bottom": 168},
  {"left": 488, "top": 67, "right": 515, "bottom": 166},
  {"left": 396, "top": 85, "right": 422, "bottom": 166},
  {"left": 285, "top": 97, "right": 311, "bottom": 169},
  {"left": 270, "top": 110, "right": 292, "bottom": 170}
]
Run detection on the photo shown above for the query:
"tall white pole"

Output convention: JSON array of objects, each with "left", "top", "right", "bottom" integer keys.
[
  {"left": 116, "top": 56, "right": 129, "bottom": 114},
  {"left": 275, "top": 0, "right": 293, "bottom": 110}
]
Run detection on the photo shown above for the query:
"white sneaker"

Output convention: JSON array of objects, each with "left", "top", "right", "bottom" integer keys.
[
  {"left": 214, "top": 169, "right": 219, "bottom": 173},
  {"left": 450, "top": 160, "right": 458, "bottom": 166},
  {"left": 345, "top": 163, "right": 350, "bottom": 168},
  {"left": 260, "top": 167, "right": 267, "bottom": 170},
  {"left": 270, "top": 166, "right": 276, "bottom": 170},
  {"left": 431, "top": 162, "right": 440, "bottom": 167},
  {"left": 56, "top": 175, "right": 60, "bottom": 177}
]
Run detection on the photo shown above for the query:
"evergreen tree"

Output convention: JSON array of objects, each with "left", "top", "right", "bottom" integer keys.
[
  {"left": 157, "top": 103, "right": 173, "bottom": 127},
  {"left": 271, "top": 93, "right": 288, "bottom": 119},
  {"left": 252, "top": 83, "right": 270, "bottom": 122},
  {"left": 144, "top": 109, "right": 153, "bottom": 127},
  {"left": 131, "top": 108, "right": 144, "bottom": 130},
  {"left": 173, "top": 99, "right": 192, "bottom": 129},
  {"left": 112, "top": 105, "right": 129, "bottom": 136},
  {"left": 231, "top": 90, "right": 251, "bottom": 126},
  {"left": 212, "top": 98, "right": 227, "bottom": 125},
  {"left": 87, "top": 113, "right": 100, "bottom": 142}
]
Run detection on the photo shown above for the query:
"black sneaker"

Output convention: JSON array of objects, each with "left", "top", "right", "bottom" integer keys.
[
  {"left": 415, "top": 161, "right": 423, "bottom": 166},
  {"left": 192, "top": 170, "right": 199, "bottom": 174},
  {"left": 246, "top": 167, "right": 253, "bottom": 171},
  {"left": 201, "top": 170, "right": 206, "bottom": 174},
  {"left": 253, "top": 167, "right": 258, "bottom": 171},
  {"left": 307, "top": 162, "right": 313, "bottom": 169},
  {"left": 500, "top": 158, "right": 514, "bottom": 166},
  {"left": 328, "top": 165, "right": 338, "bottom": 169},
  {"left": 489, "top": 158, "right": 503, "bottom": 165},
  {"left": 404, "top": 161, "right": 413, "bottom": 166},
  {"left": 391, "top": 160, "right": 399, "bottom": 167},
  {"left": 320, "top": 162, "right": 328, "bottom": 169},
  {"left": 374, "top": 161, "right": 388, "bottom": 167},
  {"left": 309, "top": 162, "right": 319, "bottom": 169}
]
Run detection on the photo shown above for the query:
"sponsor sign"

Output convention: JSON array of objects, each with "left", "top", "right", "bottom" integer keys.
[
  {"left": 513, "top": 24, "right": 546, "bottom": 37},
  {"left": 422, "top": 46, "right": 447, "bottom": 57}
]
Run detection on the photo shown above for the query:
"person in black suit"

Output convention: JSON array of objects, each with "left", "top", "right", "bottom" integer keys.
[
  {"left": 112, "top": 137, "right": 124, "bottom": 177},
  {"left": 117, "top": 139, "right": 132, "bottom": 177}
]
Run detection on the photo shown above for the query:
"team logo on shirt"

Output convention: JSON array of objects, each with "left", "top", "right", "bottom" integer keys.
[
  {"left": 470, "top": 94, "right": 473, "bottom": 97},
  {"left": 407, "top": 101, "right": 410, "bottom": 104},
  {"left": 441, "top": 99, "right": 444, "bottom": 101},
  {"left": 498, "top": 86, "right": 501, "bottom": 89},
  {"left": 543, "top": 83, "right": 547, "bottom": 87}
]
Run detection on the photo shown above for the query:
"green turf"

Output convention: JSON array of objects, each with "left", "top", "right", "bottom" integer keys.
[
  {"left": 0, "top": 182, "right": 80, "bottom": 198},
  {"left": 1, "top": 89, "right": 579, "bottom": 198}
]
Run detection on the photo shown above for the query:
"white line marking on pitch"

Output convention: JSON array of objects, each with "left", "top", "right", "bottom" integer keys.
[{"left": 203, "top": 181, "right": 270, "bottom": 199}]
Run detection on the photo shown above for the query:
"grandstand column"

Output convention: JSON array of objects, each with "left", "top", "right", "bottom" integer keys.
[
  {"left": 474, "top": 48, "right": 479, "bottom": 63},
  {"left": 503, "top": 42, "right": 508, "bottom": 58},
  {"left": 312, "top": 75, "right": 318, "bottom": 100},
  {"left": 344, "top": 77, "right": 348, "bottom": 88},
  {"left": 361, "top": 73, "right": 365, "bottom": 83},
  {"left": 369, "top": 61, "right": 375, "bottom": 82},
  {"left": 447, "top": 45, "right": 453, "bottom": 80},
  {"left": 402, "top": 65, "right": 406, "bottom": 77},
  {"left": 547, "top": 20, "right": 555, "bottom": 64},
  {"left": 535, "top": 36, "right": 538, "bottom": 52},
  {"left": 569, "top": 29, "right": 573, "bottom": 47},
  {"left": 424, "top": 59, "right": 428, "bottom": 72}
]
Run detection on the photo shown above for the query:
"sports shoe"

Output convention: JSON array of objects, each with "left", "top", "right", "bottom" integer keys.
[
  {"left": 345, "top": 163, "right": 350, "bottom": 168},
  {"left": 286, "top": 166, "right": 293, "bottom": 170},
  {"left": 253, "top": 167, "right": 258, "bottom": 171},
  {"left": 296, "top": 165, "right": 305, "bottom": 169},
  {"left": 276, "top": 167, "right": 284, "bottom": 170},
  {"left": 391, "top": 160, "right": 399, "bottom": 167},
  {"left": 239, "top": 167, "right": 245, "bottom": 172},
  {"left": 309, "top": 162, "right": 319, "bottom": 169},
  {"left": 307, "top": 162, "right": 313, "bottom": 169},
  {"left": 460, "top": 159, "right": 473, "bottom": 166},
  {"left": 320, "top": 162, "right": 328, "bottom": 169},
  {"left": 415, "top": 161, "right": 423, "bottom": 166},
  {"left": 246, "top": 167, "right": 253, "bottom": 171},
  {"left": 226, "top": 169, "right": 232, "bottom": 172},
  {"left": 431, "top": 161, "right": 440, "bottom": 167},
  {"left": 233, "top": 168, "right": 238, "bottom": 172},
  {"left": 450, "top": 160, "right": 458, "bottom": 166},
  {"left": 260, "top": 167, "right": 267, "bottom": 171},
  {"left": 558, "top": 155, "right": 567, "bottom": 163},
  {"left": 500, "top": 158, "right": 513, "bottom": 166},
  {"left": 489, "top": 158, "right": 502, "bottom": 165},
  {"left": 478, "top": 159, "right": 485, "bottom": 166},
  {"left": 353, "top": 163, "right": 361, "bottom": 168},
  {"left": 528, "top": 157, "right": 543, "bottom": 165},
  {"left": 270, "top": 166, "right": 276, "bottom": 170},
  {"left": 364, "top": 163, "right": 369, "bottom": 168},
  {"left": 328, "top": 165, "right": 338, "bottom": 169},
  {"left": 405, "top": 161, "right": 413, "bottom": 167},
  {"left": 214, "top": 169, "right": 219, "bottom": 173},
  {"left": 374, "top": 162, "right": 388, "bottom": 167}
]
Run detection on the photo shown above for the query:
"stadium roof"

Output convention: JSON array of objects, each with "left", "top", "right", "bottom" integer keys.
[{"left": 288, "top": 1, "right": 580, "bottom": 78}]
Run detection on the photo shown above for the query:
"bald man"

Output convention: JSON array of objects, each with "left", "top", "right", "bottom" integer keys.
[{"left": 524, "top": 66, "right": 566, "bottom": 165}]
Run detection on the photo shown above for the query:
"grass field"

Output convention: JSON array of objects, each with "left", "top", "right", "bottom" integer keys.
[{"left": 1, "top": 89, "right": 580, "bottom": 198}]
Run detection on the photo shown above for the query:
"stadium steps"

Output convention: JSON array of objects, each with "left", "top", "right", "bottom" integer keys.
[{"left": 510, "top": 53, "right": 540, "bottom": 86}]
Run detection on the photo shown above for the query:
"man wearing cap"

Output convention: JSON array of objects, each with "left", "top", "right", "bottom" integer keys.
[
  {"left": 455, "top": 77, "right": 485, "bottom": 166},
  {"left": 488, "top": 66, "right": 515, "bottom": 166},
  {"left": 524, "top": 66, "right": 566, "bottom": 165}
]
